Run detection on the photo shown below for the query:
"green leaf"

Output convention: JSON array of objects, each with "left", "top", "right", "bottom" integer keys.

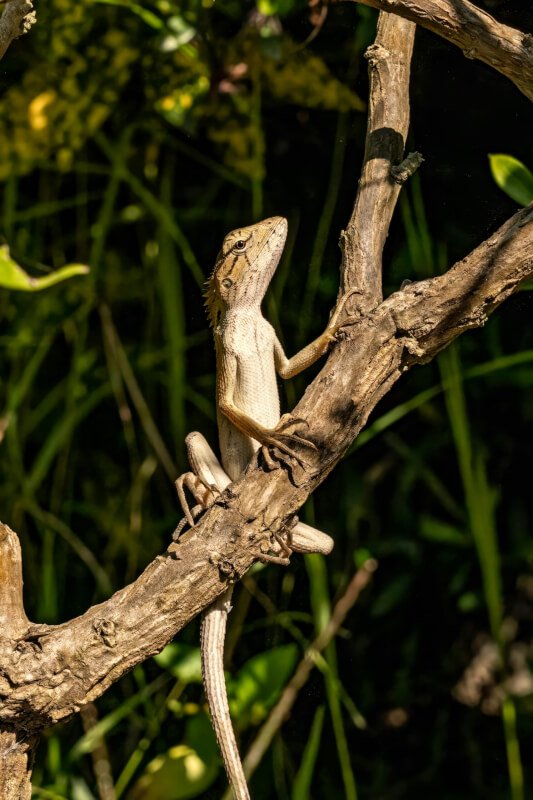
[
  {"left": 230, "top": 644, "right": 298, "bottom": 727},
  {"left": 457, "top": 591, "right": 481, "bottom": 612},
  {"left": 488, "top": 154, "right": 533, "bottom": 207},
  {"left": 154, "top": 643, "right": 202, "bottom": 684},
  {"left": 418, "top": 515, "right": 470, "bottom": 547},
  {"left": 0, "top": 245, "right": 89, "bottom": 291},
  {"left": 127, "top": 740, "right": 218, "bottom": 800},
  {"left": 257, "top": 0, "right": 297, "bottom": 16}
]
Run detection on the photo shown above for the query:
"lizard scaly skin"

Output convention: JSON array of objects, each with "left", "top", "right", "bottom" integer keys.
[{"left": 177, "top": 216, "right": 348, "bottom": 799}]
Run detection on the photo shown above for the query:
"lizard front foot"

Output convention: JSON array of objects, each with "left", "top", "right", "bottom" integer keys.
[{"left": 259, "top": 414, "right": 317, "bottom": 471}]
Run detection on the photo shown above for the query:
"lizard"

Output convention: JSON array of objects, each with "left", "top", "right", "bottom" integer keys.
[{"left": 175, "top": 216, "right": 353, "bottom": 799}]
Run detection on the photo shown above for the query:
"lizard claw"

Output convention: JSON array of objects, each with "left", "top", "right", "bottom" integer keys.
[
  {"left": 276, "top": 415, "right": 309, "bottom": 432},
  {"left": 260, "top": 415, "right": 317, "bottom": 471},
  {"left": 327, "top": 287, "right": 362, "bottom": 336}
]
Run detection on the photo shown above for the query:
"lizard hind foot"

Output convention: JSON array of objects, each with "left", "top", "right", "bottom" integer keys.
[{"left": 175, "top": 472, "right": 221, "bottom": 528}]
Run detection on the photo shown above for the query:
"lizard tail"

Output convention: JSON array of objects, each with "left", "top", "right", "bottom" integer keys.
[{"left": 201, "top": 587, "right": 251, "bottom": 800}]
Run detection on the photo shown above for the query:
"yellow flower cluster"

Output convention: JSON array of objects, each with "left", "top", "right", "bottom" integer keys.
[
  {"left": 0, "top": 28, "right": 137, "bottom": 179},
  {"left": 0, "top": 0, "right": 364, "bottom": 184}
]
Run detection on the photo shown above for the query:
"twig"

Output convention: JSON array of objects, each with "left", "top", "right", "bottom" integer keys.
[
  {"left": 234, "top": 560, "right": 378, "bottom": 790},
  {"left": 80, "top": 703, "right": 116, "bottom": 800}
]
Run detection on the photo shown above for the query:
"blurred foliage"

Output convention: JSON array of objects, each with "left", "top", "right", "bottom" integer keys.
[{"left": 0, "top": 0, "right": 532, "bottom": 799}]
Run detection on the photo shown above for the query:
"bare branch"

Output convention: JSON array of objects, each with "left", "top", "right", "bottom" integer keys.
[
  {"left": 341, "top": 13, "right": 416, "bottom": 310},
  {"left": 343, "top": 0, "right": 533, "bottom": 102},
  {"left": 238, "top": 559, "right": 378, "bottom": 787},
  {"left": 0, "top": 206, "right": 530, "bottom": 732},
  {"left": 0, "top": 0, "right": 36, "bottom": 61}
]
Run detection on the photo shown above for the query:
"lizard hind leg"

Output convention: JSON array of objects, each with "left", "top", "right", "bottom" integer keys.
[
  {"left": 175, "top": 472, "right": 215, "bottom": 528},
  {"left": 175, "top": 432, "right": 232, "bottom": 527}
]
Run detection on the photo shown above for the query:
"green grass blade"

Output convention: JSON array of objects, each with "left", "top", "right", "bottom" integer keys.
[
  {"left": 306, "top": 553, "right": 358, "bottom": 800},
  {"left": 68, "top": 673, "right": 170, "bottom": 762},
  {"left": 157, "top": 159, "right": 187, "bottom": 460},
  {"left": 439, "top": 342, "right": 523, "bottom": 797},
  {"left": 291, "top": 705, "right": 325, "bottom": 800},
  {"left": 503, "top": 697, "right": 525, "bottom": 800},
  {"left": 298, "top": 109, "right": 350, "bottom": 343},
  {"left": 27, "top": 383, "right": 112, "bottom": 493},
  {"left": 95, "top": 132, "right": 204, "bottom": 287},
  {"left": 352, "top": 350, "right": 533, "bottom": 452}
]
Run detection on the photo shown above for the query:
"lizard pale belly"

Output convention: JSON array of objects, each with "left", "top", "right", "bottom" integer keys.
[{"left": 217, "top": 311, "right": 280, "bottom": 481}]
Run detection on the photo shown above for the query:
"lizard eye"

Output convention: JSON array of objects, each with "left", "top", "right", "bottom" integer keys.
[
  {"left": 233, "top": 240, "right": 247, "bottom": 252},
  {"left": 221, "top": 278, "right": 233, "bottom": 288}
]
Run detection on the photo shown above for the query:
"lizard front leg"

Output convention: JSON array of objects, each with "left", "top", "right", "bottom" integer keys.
[{"left": 218, "top": 361, "right": 317, "bottom": 468}]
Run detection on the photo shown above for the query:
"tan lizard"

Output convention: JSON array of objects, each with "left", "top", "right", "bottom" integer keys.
[{"left": 175, "top": 216, "right": 351, "bottom": 799}]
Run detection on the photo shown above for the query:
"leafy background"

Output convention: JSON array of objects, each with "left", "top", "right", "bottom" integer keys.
[{"left": 0, "top": 0, "right": 532, "bottom": 798}]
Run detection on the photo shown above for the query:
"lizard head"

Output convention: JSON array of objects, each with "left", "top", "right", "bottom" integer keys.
[{"left": 205, "top": 216, "right": 288, "bottom": 327}]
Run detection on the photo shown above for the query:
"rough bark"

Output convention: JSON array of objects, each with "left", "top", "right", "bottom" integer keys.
[
  {"left": 0, "top": 727, "right": 37, "bottom": 800},
  {"left": 0, "top": 523, "right": 29, "bottom": 639},
  {"left": 343, "top": 0, "right": 533, "bottom": 102},
  {"left": 0, "top": 0, "right": 36, "bottom": 61},
  {"left": 0, "top": 203, "right": 531, "bottom": 736}
]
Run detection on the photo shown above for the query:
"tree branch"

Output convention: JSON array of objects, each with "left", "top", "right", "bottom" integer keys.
[
  {"left": 0, "top": 0, "right": 36, "bottom": 61},
  {"left": 342, "top": 0, "right": 533, "bottom": 102},
  {"left": 341, "top": 13, "right": 416, "bottom": 309},
  {"left": 1, "top": 203, "right": 531, "bottom": 732}
]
